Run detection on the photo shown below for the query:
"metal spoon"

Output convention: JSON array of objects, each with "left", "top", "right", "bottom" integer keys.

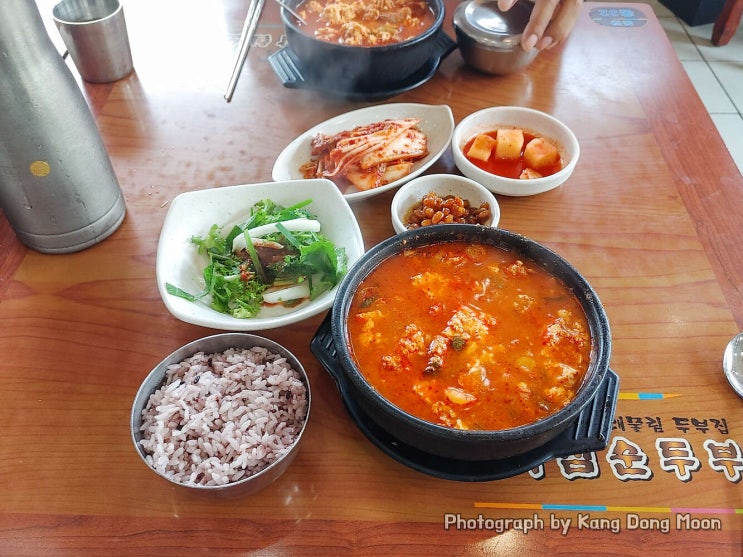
[
  {"left": 275, "top": 0, "right": 306, "bottom": 25},
  {"left": 723, "top": 332, "right": 743, "bottom": 399}
]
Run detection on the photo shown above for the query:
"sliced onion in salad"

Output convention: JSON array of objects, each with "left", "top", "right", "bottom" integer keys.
[
  {"left": 262, "top": 281, "right": 311, "bottom": 304},
  {"left": 232, "top": 218, "right": 321, "bottom": 252}
]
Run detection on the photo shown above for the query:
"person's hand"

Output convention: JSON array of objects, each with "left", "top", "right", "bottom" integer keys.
[{"left": 497, "top": 0, "right": 583, "bottom": 52}]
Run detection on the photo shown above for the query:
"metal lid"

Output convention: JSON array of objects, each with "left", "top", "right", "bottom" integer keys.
[{"left": 453, "top": 0, "right": 534, "bottom": 49}]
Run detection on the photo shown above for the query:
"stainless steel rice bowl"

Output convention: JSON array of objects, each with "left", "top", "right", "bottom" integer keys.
[{"left": 130, "top": 333, "right": 311, "bottom": 496}]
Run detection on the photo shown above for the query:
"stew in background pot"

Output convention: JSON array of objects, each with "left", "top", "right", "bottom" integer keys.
[{"left": 297, "top": 0, "right": 436, "bottom": 46}]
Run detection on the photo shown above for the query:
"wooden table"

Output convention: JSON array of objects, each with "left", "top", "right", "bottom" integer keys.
[
  {"left": 3, "top": 2, "right": 742, "bottom": 555},
  {"left": 713, "top": 0, "right": 743, "bottom": 46}
]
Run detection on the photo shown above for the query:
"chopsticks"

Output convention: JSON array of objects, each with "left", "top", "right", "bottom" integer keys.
[{"left": 224, "top": 0, "right": 266, "bottom": 102}]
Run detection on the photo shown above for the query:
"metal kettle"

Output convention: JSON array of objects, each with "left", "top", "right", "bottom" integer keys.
[{"left": 0, "top": 0, "right": 126, "bottom": 253}]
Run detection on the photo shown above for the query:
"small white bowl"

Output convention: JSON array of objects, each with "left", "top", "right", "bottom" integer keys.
[
  {"left": 156, "top": 179, "right": 365, "bottom": 331},
  {"left": 452, "top": 106, "right": 580, "bottom": 196},
  {"left": 391, "top": 173, "right": 500, "bottom": 234}
]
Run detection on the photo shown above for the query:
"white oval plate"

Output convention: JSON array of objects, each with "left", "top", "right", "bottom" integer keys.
[
  {"left": 156, "top": 179, "right": 365, "bottom": 331},
  {"left": 272, "top": 103, "right": 454, "bottom": 203}
]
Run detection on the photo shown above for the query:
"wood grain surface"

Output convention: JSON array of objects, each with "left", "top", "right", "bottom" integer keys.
[{"left": 1, "top": 2, "right": 742, "bottom": 555}]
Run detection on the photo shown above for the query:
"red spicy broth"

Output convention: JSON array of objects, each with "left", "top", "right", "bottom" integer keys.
[
  {"left": 296, "top": 0, "right": 436, "bottom": 47},
  {"left": 347, "top": 241, "right": 591, "bottom": 431},
  {"left": 464, "top": 130, "right": 563, "bottom": 179}
]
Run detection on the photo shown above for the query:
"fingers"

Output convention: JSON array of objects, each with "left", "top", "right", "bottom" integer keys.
[
  {"left": 541, "top": 0, "right": 583, "bottom": 49},
  {"left": 518, "top": 0, "right": 583, "bottom": 52},
  {"left": 497, "top": 0, "right": 518, "bottom": 10}
]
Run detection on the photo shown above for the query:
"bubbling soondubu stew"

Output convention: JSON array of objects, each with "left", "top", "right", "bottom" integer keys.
[
  {"left": 347, "top": 242, "right": 591, "bottom": 431},
  {"left": 296, "top": 0, "right": 436, "bottom": 47}
]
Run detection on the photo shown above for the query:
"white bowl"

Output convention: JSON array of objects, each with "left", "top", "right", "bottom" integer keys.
[
  {"left": 391, "top": 174, "right": 500, "bottom": 234},
  {"left": 272, "top": 103, "right": 454, "bottom": 203},
  {"left": 452, "top": 106, "right": 580, "bottom": 196},
  {"left": 156, "top": 179, "right": 365, "bottom": 331}
]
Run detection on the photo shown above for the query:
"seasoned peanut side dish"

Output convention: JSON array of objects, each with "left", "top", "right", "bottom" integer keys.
[{"left": 404, "top": 191, "right": 491, "bottom": 229}]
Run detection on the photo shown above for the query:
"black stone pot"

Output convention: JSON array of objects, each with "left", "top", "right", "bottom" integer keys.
[
  {"left": 280, "top": 0, "right": 446, "bottom": 91},
  {"left": 321, "top": 225, "right": 615, "bottom": 462}
]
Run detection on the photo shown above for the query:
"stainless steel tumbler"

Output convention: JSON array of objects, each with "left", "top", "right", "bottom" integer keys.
[
  {"left": 0, "top": 0, "right": 126, "bottom": 254},
  {"left": 52, "top": 0, "right": 134, "bottom": 83}
]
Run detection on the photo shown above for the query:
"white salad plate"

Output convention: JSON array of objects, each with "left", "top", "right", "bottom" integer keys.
[
  {"left": 156, "top": 179, "right": 365, "bottom": 331},
  {"left": 271, "top": 103, "right": 455, "bottom": 203}
]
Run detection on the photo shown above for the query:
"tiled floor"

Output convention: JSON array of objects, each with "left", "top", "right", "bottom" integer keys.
[{"left": 639, "top": 1, "right": 743, "bottom": 175}]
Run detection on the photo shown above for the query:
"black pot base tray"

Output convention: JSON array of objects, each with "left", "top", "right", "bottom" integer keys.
[
  {"left": 310, "top": 311, "right": 620, "bottom": 482},
  {"left": 268, "top": 32, "right": 457, "bottom": 101}
]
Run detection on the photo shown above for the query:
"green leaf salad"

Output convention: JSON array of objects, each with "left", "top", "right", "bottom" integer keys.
[{"left": 165, "top": 199, "right": 348, "bottom": 318}]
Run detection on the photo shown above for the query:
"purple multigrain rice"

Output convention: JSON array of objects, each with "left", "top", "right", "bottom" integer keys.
[{"left": 139, "top": 346, "right": 307, "bottom": 487}]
